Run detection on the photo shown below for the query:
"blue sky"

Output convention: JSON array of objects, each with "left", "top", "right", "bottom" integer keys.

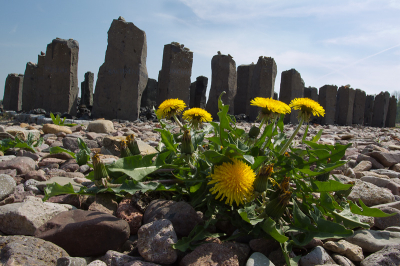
[{"left": 1, "top": 0, "right": 400, "bottom": 102}]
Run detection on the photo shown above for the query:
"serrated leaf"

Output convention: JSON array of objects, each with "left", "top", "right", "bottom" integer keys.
[
  {"left": 333, "top": 204, "right": 370, "bottom": 229},
  {"left": 260, "top": 218, "right": 289, "bottom": 243},
  {"left": 49, "top": 146, "right": 76, "bottom": 158},
  {"left": 311, "top": 180, "right": 354, "bottom": 192},
  {"left": 350, "top": 199, "right": 397, "bottom": 218},
  {"left": 107, "top": 154, "right": 160, "bottom": 181}
]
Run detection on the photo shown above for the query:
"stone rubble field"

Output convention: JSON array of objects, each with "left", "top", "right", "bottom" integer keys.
[{"left": 0, "top": 116, "right": 400, "bottom": 266}]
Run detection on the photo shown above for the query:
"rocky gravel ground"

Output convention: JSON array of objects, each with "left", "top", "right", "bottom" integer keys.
[{"left": 0, "top": 114, "right": 400, "bottom": 266}]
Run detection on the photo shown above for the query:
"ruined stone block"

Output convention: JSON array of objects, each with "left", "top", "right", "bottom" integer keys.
[
  {"left": 3, "top": 73, "right": 23, "bottom": 111},
  {"left": 246, "top": 57, "right": 277, "bottom": 121},
  {"left": 279, "top": 69, "right": 304, "bottom": 124},
  {"left": 92, "top": 17, "right": 148, "bottom": 121},
  {"left": 273, "top": 92, "right": 278, "bottom": 100},
  {"left": 304, "top": 86, "right": 318, "bottom": 102},
  {"left": 81, "top": 72, "right": 94, "bottom": 107},
  {"left": 34, "top": 54, "right": 46, "bottom": 110},
  {"left": 364, "top": 95, "right": 375, "bottom": 126},
  {"left": 385, "top": 95, "right": 397, "bottom": 127},
  {"left": 193, "top": 76, "right": 208, "bottom": 109},
  {"left": 22, "top": 62, "right": 38, "bottom": 112},
  {"left": 141, "top": 78, "right": 158, "bottom": 108},
  {"left": 335, "top": 86, "right": 355, "bottom": 126},
  {"left": 41, "top": 38, "right": 79, "bottom": 115},
  {"left": 235, "top": 63, "right": 255, "bottom": 115},
  {"left": 371, "top": 91, "right": 390, "bottom": 127},
  {"left": 157, "top": 42, "right": 193, "bottom": 107},
  {"left": 206, "top": 54, "right": 237, "bottom": 119},
  {"left": 318, "top": 85, "right": 337, "bottom": 125},
  {"left": 352, "top": 89, "right": 366, "bottom": 125}
]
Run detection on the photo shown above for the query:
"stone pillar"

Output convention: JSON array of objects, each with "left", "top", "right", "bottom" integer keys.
[
  {"left": 157, "top": 42, "right": 193, "bottom": 107},
  {"left": 364, "top": 95, "right": 375, "bottom": 126},
  {"left": 189, "top": 81, "right": 196, "bottom": 108},
  {"left": 193, "top": 76, "right": 208, "bottom": 109},
  {"left": 206, "top": 54, "right": 237, "bottom": 119},
  {"left": 41, "top": 38, "right": 79, "bottom": 115},
  {"left": 141, "top": 78, "right": 158, "bottom": 108},
  {"left": 371, "top": 91, "right": 390, "bottom": 127},
  {"left": 335, "top": 86, "right": 355, "bottom": 126},
  {"left": 352, "top": 89, "right": 366, "bottom": 125},
  {"left": 35, "top": 53, "right": 46, "bottom": 110},
  {"left": 318, "top": 85, "right": 337, "bottom": 125},
  {"left": 273, "top": 92, "right": 278, "bottom": 100},
  {"left": 235, "top": 63, "right": 255, "bottom": 115},
  {"left": 22, "top": 62, "right": 38, "bottom": 112},
  {"left": 385, "top": 95, "right": 397, "bottom": 127},
  {"left": 92, "top": 17, "right": 148, "bottom": 121},
  {"left": 81, "top": 71, "right": 94, "bottom": 107},
  {"left": 247, "top": 57, "right": 277, "bottom": 121},
  {"left": 279, "top": 69, "right": 304, "bottom": 124},
  {"left": 304, "top": 86, "right": 318, "bottom": 102},
  {"left": 3, "top": 73, "right": 23, "bottom": 111}
]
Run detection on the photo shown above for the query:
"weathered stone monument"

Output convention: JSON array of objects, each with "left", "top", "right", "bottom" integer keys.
[
  {"left": 81, "top": 72, "right": 94, "bottom": 107},
  {"left": 157, "top": 42, "right": 193, "bottom": 107},
  {"left": 364, "top": 95, "right": 375, "bottom": 126},
  {"left": 189, "top": 76, "right": 208, "bottom": 109},
  {"left": 247, "top": 57, "right": 277, "bottom": 121},
  {"left": 385, "top": 95, "right": 397, "bottom": 127},
  {"left": 235, "top": 63, "right": 255, "bottom": 115},
  {"left": 41, "top": 38, "right": 79, "bottom": 115},
  {"left": 141, "top": 78, "right": 158, "bottom": 108},
  {"left": 335, "top": 86, "right": 355, "bottom": 126},
  {"left": 279, "top": 69, "right": 304, "bottom": 124},
  {"left": 22, "top": 62, "right": 38, "bottom": 112},
  {"left": 318, "top": 85, "right": 337, "bottom": 125},
  {"left": 206, "top": 53, "right": 237, "bottom": 119},
  {"left": 92, "top": 17, "right": 148, "bottom": 121},
  {"left": 3, "top": 73, "right": 23, "bottom": 111},
  {"left": 33, "top": 53, "right": 46, "bottom": 110},
  {"left": 304, "top": 86, "right": 318, "bottom": 102},
  {"left": 371, "top": 91, "right": 390, "bottom": 127},
  {"left": 352, "top": 89, "right": 366, "bottom": 125}
]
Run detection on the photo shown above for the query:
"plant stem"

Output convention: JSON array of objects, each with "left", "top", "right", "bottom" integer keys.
[
  {"left": 173, "top": 114, "right": 184, "bottom": 128},
  {"left": 279, "top": 117, "right": 304, "bottom": 155},
  {"left": 262, "top": 119, "right": 277, "bottom": 150}
]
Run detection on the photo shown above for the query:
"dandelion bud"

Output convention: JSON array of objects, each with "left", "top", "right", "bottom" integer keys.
[
  {"left": 120, "top": 140, "right": 133, "bottom": 158},
  {"left": 181, "top": 129, "right": 194, "bottom": 155},
  {"left": 253, "top": 164, "right": 274, "bottom": 193},
  {"left": 126, "top": 134, "right": 140, "bottom": 155},
  {"left": 249, "top": 126, "right": 261, "bottom": 139},
  {"left": 92, "top": 153, "right": 109, "bottom": 187}
]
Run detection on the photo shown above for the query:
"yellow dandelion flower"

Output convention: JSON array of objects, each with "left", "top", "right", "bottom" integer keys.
[
  {"left": 289, "top": 98, "right": 325, "bottom": 122},
  {"left": 250, "top": 97, "right": 291, "bottom": 121},
  {"left": 208, "top": 158, "right": 256, "bottom": 206},
  {"left": 156, "top": 99, "right": 186, "bottom": 119},
  {"left": 182, "top": 108, "right": 213, "bottom": 129}
]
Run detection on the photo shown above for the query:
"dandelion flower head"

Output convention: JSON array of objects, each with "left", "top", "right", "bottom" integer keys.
[
  {"left": 250, "top": 97, "right": 291, "bottom": 121},
  {"left": 183, "top": 108, "right": 212, "bottom": 129},
  {"left": 156, "top": 99, "right": 186, "bottom": 119},
  {"left": 208, "top": 158, "right": 256, "bottom": 206},
  {"left": 289, "top": 98, "right": 325, "bottom": 122}
]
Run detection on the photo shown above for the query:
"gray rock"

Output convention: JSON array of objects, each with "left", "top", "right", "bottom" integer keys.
[
  {"left": 348, "top": 180, "right": 395, "bottom": 206},
  {"left": 356, "top": 154, "right": 384, "bottom": 169},
  {"left": 323, "top": 240, "right": 364, "bottom": 261},
  {"left": 180, "top": 242, "right": 239, "bottom": 266},
  {"left": 0, "top": 156, "right": 36, "bottom": 174},
  {"left": 370, "top": 169, "right": 400, "bottom": 179},
  {"left": 331, "top": 253, "right": 355, "bottom": 266},
  {"left": 87, "top": 120, "right": 114, "bottom": 133},
  {"left": 368, "top": 152, "right": 400, "bottom": 167},
  {"left": 137, "top": 219, "right": 178, "bottom": 264},
  {"left": 346, "top": 229, "right": 400, "bottom": 252},
  {"left": 373, "top": 206, "right": 400, "bottom": 230},
  {"left": 299, "top": 246, "right": 336, "bottom": 266},
  {"left": 100, "top": 250, "right": 155, "bottom": 266},
  {"left": 360, "top": 245, "right": 400, "bottom": 266},
  {"left": 36, "top": 176, "right": 84, "bottom": 192},
  {"left": 57, "top": 256, "right": 87, "bottom": 266},
  {"left": 353, "top": 160, "right": 372, "bottom": 172},
  {"left": 0, "top": 174, "right": 16, "bottom": 200},
  {"left": 62, "top": 137, "right": 99, "bottom": 151},
  {"left": 0, "top": 196, "right": 74, "bottom": 235},
  {"left": 3, "top": 73, "right": 23, "bottom": 111},
  {"left": 87, "top": 261, "right": 107, "bottom": 266},
  {"left": 360, "top": 175, "right": 400, "bottom": 195},
  {"left": 35, "top": 209, "right": 130, "bottom": 257},
  {"left": 143, "top": 199, "right": 203, "bottom": 237},
  {"left": 0, "top": 235, "right": 69, "bottom": 266},
  {"left": 279, "top": 69, "right": 304, "bottom": 124},
  {"left": 246, "top": 252, "right": 275, "bottom": 266}
]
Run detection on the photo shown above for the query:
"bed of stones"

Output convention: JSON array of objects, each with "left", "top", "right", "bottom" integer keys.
[{"left": 0, "top": 114, "right": 400, "bottom": 266}]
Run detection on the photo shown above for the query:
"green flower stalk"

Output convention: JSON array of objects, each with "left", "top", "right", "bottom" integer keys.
[
  {"left": 92, "top": 153, "right": 110, "bottom": 187},
  {"left": 126, "top": 134, "right": 141, "bottom": 155},
  {"left": 263, "top": 176, "right": 292, "bottom": 219}
]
